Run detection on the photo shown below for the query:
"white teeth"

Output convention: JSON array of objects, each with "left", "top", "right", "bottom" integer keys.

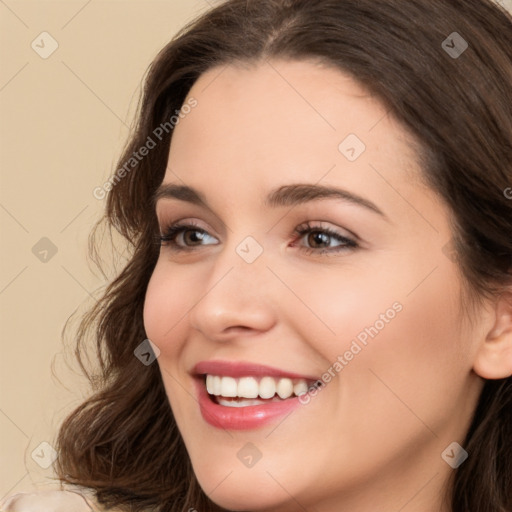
[
  {"left": 276, "top": 378, "right": 294, "bottom": 399},
  {"left": 204, "top": 374, "right": 311, "bottom": 400},
  {"left": 213, "top": 375, "right": 222, "bottom": 395},
  {"left": 237, "top": 377, "right": 259, "bottom": 398},
  {"left": 221, "top": 376, "right": 238, "bottom": 397},
  {"left": 206, "top": 375, "right": 214, "bottom": 394},
  {"left": 293, "top": 380, "right": 308, "bottom": 396},
  {"left": 259, "top": 376, "right": 276, "bottom": 399}
]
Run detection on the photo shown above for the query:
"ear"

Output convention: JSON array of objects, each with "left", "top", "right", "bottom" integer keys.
[{"left": 473, "top": 291, "right": 512, "bottom": 379}]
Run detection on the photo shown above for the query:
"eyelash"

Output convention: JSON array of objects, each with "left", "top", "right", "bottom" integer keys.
[{"left": 158, "top": 220, "right": 358, "bottom": 256}]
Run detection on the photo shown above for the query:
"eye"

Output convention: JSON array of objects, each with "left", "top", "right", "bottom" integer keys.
[
  {"left": 158, "top": 220, "right": 358, "bottom": 255},
  {"left": 292, "top": 221, "right": 358, "bottom": 255},
  {"left": 159, "top": 220, "right": 218, "bottom": 251}
]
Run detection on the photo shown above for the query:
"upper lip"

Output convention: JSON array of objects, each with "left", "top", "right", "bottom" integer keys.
[{"left": 192, "top": 360, "right": 319, "bottom": 381}]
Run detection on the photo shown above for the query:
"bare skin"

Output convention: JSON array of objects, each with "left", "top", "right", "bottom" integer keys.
[{"left": 143, "top": 58, "right": 512, "bottom": 512}]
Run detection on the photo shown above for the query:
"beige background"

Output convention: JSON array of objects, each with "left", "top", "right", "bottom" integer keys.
[
  {"left": 0, "top": 0, "right": 219, "bottom": 500},
  {"left": 1, "top": 0, "right": 511, "bottom": 502}
]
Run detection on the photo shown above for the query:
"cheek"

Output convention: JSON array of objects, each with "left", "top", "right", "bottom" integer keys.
[
  {"left": 327, "top": 263, "right": 470, "bottom": 451},
  {"left": 275, "top": 258, "right": 406, "bottom": 360},
  {"left": 369, "top": 257, "right": 467, "bottom": 380},
  {"left": 287, "top": 251, "right": 470, "bottom": 436},
  {"left": 143, "top": 261, "right": 194, "bottom": 358},
  {"left": 288, "top": 243, "right": 465, "bottom": 368}
]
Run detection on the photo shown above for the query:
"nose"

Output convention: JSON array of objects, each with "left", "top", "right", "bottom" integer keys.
[{"left": 188, "top": 242, "right": 278, "bottom": 342}]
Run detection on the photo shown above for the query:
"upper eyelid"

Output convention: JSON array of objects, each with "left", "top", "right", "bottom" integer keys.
[
  {"left": 296, "top": 220, "right": 359, "bottom": 241},
  {"left": 159, "top": 221, "right": 219, "bottom": 244},
  {"left": 158, "top": 219, "right": 351, "bottom": 235},
  {"left": 156, "top": 207, "right": 229, "bottom": 235}
]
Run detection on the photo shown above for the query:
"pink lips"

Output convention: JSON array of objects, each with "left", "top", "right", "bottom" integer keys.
[{"left": 192, "top": 360, "right": 317, "bottom": 430}]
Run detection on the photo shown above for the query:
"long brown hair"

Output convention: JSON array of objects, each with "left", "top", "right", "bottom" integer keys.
[{"left": 54, "top": 1, "right": 512, "bottom": 511}]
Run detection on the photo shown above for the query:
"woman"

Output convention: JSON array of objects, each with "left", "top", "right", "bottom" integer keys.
[{"left": 2, "top": 0, "right": 511, "bottom": 511}]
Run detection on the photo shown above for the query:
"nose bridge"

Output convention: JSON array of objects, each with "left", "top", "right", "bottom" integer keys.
[
  {"left": 216, "top": 229, "right": 272, "bottom": 288},
  {"left": 210, "top": 233, "right": 272, "bottom": 302},
  {"left": 188, "top": 233, "right": 277, "bottom": 336}
]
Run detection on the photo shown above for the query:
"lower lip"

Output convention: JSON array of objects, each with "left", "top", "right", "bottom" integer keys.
[{"left": 195, "top": 378, "right": 302, "bottom": 430}]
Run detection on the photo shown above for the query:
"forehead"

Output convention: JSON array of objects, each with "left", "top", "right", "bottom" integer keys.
[
  {"left": 165, "top": 58, "right": 424, "bottom": 207},
  {"left": 169, "top": 57, "right": 420, "bottom": 169}
]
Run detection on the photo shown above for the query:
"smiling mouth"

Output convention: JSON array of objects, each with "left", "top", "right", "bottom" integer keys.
[{"left": 203, "top": 374, "right": 312, "bottom": 407}]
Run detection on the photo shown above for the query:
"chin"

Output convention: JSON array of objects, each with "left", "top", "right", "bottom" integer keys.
[
  {"left": 207, "top": 487, "right": 289, "bottom": 512},
  {"left": 192, "top": 462, "right": 298, "bottom": 512}
]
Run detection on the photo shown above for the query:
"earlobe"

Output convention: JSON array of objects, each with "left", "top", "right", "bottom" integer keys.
[{"left": 473, "top": 292, "right": 512, "bottom": 380}]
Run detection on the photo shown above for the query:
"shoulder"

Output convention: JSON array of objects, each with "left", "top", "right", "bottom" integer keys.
[{"left": 0, "top": 489, "right": 104, "bottom": 512}]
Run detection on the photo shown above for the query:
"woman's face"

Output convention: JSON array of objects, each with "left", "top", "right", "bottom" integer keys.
[{"left": 143, "top": 59, "right": 486, "bottom": 511}]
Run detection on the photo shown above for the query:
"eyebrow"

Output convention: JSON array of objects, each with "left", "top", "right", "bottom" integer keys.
[{"left": 153, "top": 182, "right": 387, "bottom": 218}]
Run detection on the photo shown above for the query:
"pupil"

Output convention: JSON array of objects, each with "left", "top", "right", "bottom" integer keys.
[
  {"left": 309, "top": 231, "right": 328, "bottom": 248},
  {"left": 186, "top": 230, "right": 202, "bottom": 244}
]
